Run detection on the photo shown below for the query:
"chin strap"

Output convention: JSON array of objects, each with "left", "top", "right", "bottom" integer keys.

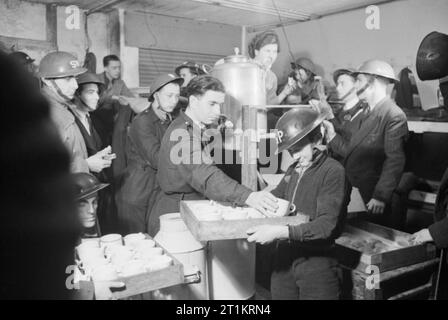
[{"left": 50, "top": 79, "right": 72, "bottom": 102}]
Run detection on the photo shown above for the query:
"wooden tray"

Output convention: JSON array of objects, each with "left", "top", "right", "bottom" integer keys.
[
  {"left": 78, "top": 235, "right": 184, "bottom": 299},
  {"left": 180, "top": 200, "right": 310, "bottom": 241},
  {"left": 335, "top": 220, "right": 436, "bottom": 273}
]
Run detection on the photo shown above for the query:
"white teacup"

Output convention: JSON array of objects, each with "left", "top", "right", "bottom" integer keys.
[
  {"left": 80, "top": 238, "right": 100, "bottom": 247},
  {"left": 120, "top": 260, "right": 146, "bottom": 277},
  {"left": 83, "top": 257, "right": 110, "bottom": 270},
  {"left": 109, "top": 246, "right": 134, "bottom": 267},
  {"left": 146, "top": 255, "right": 172, "bottom": 272},
  {"left": 139, "top": 247, "right": 164, "bottom": 261},
  {"left": 272, "top": 198, "right": 291, "bottom": 217},
  {"left": 101, "top": 233, "right": 123, "bottom": 248},
  {"left": 124, "top": 233, "right": 146, "bottom": 246},
  {"left": 77, "top": 245, "right": 104, "bottom": 262},
  {"left": 92, "top": 265, "right": 119, "bottom": 282},
  {"left": 130, "top": 239, "right": 156, "bottom": 251}
]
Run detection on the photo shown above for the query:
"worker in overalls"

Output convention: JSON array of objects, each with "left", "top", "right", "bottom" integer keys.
[{"left": 247, "top": 107, "right": 348, "bottom": 300}]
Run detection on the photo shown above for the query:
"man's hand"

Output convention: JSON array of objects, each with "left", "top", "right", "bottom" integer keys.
[
  {"left": 367, "top": 198, "right": 385, "bottom": 214},
  {"left": 246, "top": 225, "right": 289, "bottom": 245},
  {"left": 411, "top": 228, "right": 433, "bottom": 245},
  {"left": 245, "top": 191, "right": 279, "bottom": 216},
  {"left": 94, "top": 281, "right": 125, "bottom": 300},
  {"left": 86, "top": 146, "right": 115, "bottom": 173},
  {"left": 309, "top": 99, "right": 334, "bottom": 120},
  {"left": 322, "top": 120, "right": 336, "bottom": 142}
]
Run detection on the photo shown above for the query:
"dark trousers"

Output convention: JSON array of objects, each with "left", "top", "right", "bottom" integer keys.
[
  {"left": 270, "top": 256, "right": 342, "bottom": 300},
  {"left": 117, "top": 201, "right": 148, "bottom": 234}
]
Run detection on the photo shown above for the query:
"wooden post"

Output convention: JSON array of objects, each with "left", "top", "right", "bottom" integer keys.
[{"left": 241, "top": 105, "right": 258, "bottom": 191}]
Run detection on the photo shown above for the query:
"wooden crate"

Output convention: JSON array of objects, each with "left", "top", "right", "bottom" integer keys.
[
  {"left": 341, "top": 259, "right": 439, "bottom": 300},
  {"left": 180, "top": 200, "right": 309, "bottom": 241},
  {"left": 335, "top": 220, "right": 436, "bottom": 273},
  {"left": 79, "top": 236, "right": 184, "bottom": 299}
]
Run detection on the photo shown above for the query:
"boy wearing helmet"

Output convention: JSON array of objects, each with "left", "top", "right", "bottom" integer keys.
[
  {"left": 120, "top": 73, "right": 183, "bottom": 234},
  {"left": 247, "top": 107, "right": 347, "bottom": 300}
]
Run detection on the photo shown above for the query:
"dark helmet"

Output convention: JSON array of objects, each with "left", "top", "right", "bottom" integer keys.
[
  {"left": 9, "top": 51, "right": 35, "bottom": 65},
  {"left": 291, "top": 57, "right": 317, "bottom": 75},
  {"left": 38, "top": 51, "right": 87, "bottom": 79},
  {"left": 72, "top": 173, "right": 109, "bottom": 201},
  {"left": 76, "top": 72, "right": 104, "bottom": 87},
  {"left": 175, "top": 61, "right": 203, "bottom": 76},
  {"left": 275, "top": 107, "right": 327, "bottom": 154},
  {"left": 416, "top": 31, "right": 448, "bottom": 81},
  {"left": 333, "top": 68, "right": 356, "bottom": 84},
  {"left": 148, "top": 73, "right": 183, "bottom": 100}
]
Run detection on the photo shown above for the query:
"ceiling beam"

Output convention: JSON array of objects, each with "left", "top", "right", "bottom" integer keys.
[
  {"left": 86, "top": 0, "right": 128, "bottom": 14},
  {"left": 189, "top": 0, "right": 312, "bottom": 20},
  {"left": 247, "top": 0, "right": 404, "bottom": 32}
]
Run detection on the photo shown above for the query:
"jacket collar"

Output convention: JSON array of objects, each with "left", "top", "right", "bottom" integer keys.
[
  {"left": 291, "top": 145, "right": 328, "bottom": 172},
  {"left": 42, "top": 84, "right": 73, "bottom": 108}
]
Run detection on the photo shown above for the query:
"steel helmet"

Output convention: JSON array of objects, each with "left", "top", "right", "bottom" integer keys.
[
  {"left": 175, "top": 61, "right": 204, "bottom": 76},
  {"left": 149, "top": 73, "right": 184, "bottom": 100},
  {"left": 72, "top": 173, "right": 109, "bottom": 201},
  {"left": 333, "top": 68, "right": 356, "bottom": 84},
  {"left": 275, "top": 106, "right": 327, "bottom": 154},
  {"left": 38, "top": 51, "right": 87, "bottom": 79},
  {"left": 9, "top": 51, "right": 35, "bottom": 65},
  {"left": 352, "top": 59, "right": 398, "bottom": 83},
  {"left": 291, "top": 57, "right": 316, "bottom": 75},
  {"left": 416, "top": 31, "right": 448, "bottom": 81}
]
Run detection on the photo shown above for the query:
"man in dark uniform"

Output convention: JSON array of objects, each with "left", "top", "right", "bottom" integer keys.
[
  {"left": 323, "top": 60, "right": 408, "bottom": 229},
  {"left": 119, "top": 74, "right": 183, "bottom": 234},
  {"left": 149, "top": 75, "right": 279, "bottom": 235}
]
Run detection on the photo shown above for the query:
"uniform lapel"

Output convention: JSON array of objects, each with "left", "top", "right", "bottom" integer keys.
[{"left": 344, "top": 98, "right": 386, "bottom": 160}]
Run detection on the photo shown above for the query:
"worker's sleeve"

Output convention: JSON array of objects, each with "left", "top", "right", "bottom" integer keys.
[
  {"left": 328, "top": 133, "right": 350, "bottom": 158},
  {"left": 266, "top": 72, "right": 281, "bottom": 105},
  {"left": 271, "top": 168, "right": 294, "bottom": 199},
  {"left": 128, "top": 116, "right": 160, "bottom": 170},
  {"left": 176, "top": 134, "right": 252, "bottom": 206},
  {"left": 428, "top": 218, "right": 448, "bottom": 249},
  {"left": 63, "top": 124, "right": 89, "bottom": 173},
  {"left": 120, "top": 81, "right": 135, "bottom": 98},
  {"left": 372, "top": 114, "right": 408, "bottom": 203},
  {"left": 289, "top": 165, "right": 346, "bottom": 242}
]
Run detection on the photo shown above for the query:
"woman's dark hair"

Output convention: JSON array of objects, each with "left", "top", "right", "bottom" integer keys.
[
  {"left": 186, "top": 75, "right": 226, "bottom": 99},
  {"left": 248, "top": 30, "right": 280, "bottom": 58}
]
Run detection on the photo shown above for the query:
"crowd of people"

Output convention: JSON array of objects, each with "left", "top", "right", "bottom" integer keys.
[{"left": 2, "top": 28, "right": 447, "bottom": 300}]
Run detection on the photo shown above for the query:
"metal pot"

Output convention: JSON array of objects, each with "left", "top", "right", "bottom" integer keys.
[{"left": 211, "top": 48, "right": 267, "bottom": 138}]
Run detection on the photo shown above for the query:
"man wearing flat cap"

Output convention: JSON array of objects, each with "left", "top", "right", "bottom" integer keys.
[{"left": 118, "top": 73, "right": 183, "bottom": 233}]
